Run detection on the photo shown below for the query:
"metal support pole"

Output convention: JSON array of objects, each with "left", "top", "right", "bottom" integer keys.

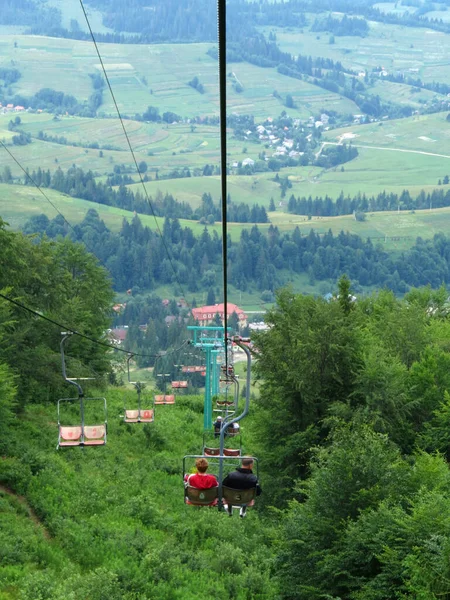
[
  {"left": 204, "top": 347, "right": 213, "bottom": 430},
  {"left": 218, "top": 338, "right": 252, "bottom": 510}
]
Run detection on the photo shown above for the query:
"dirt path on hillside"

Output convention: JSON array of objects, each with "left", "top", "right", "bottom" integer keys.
[{"left": 0, "top": 484, "right": 51, "bottom": 539}]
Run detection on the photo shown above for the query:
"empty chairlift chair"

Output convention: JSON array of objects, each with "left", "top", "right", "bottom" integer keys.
[
  {"left": 57, "top": 333, "right": 107, "bottom": 449},
  {"left": 123, "top": 365, "right": 155, "bottom": 424}
]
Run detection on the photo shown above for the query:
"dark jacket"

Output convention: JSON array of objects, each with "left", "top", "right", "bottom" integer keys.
[{"left": 222, "top": 467, "right": 262, "bottom": 496}]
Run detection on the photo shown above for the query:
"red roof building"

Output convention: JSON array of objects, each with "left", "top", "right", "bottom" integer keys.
[{"left": 191, "top": 303, "right": 247, "bottom": 327}]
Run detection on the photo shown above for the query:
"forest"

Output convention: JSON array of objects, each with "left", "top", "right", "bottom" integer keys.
[
  {"left": 3, "top": 220, "right": 450, "bottom": 598},
  {"left": 23, "top": 209, "right": 450, "bottom": 294}
]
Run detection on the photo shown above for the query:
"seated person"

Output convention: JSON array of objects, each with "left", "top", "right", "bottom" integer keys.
[
  {"left": 223, "top": 457, "right": 261, "bottom": 518},
  {"left": 185, "top": 457, "right": 218, "bottom": 491},
  {"left": 213, "top": 415, "right": 224, "bottom": 438},
  {"left": 229, "top": 422, "right": 240, "bottom": 436}
]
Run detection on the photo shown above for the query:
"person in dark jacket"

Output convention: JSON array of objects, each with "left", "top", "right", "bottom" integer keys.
[
  {"left": 213, "top": 416, "right": 225, "bottom": 438},
  {"left": 222, "top": 457, "right": 261, "bottom": 517}
]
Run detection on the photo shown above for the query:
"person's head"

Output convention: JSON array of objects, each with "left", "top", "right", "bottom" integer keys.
[
  {"left": 195, "top": 458, "right": 209, "bottom": 473},
  {"left": 241, "top": 457, "right": 254, "bottom": 470}
]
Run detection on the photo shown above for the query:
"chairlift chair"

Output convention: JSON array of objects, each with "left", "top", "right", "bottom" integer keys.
[
  {"left": 122, "top": 356, "right": 155, "bottom": 423},
  {"left": 57, "top": 333, "right": 107, "bottom": 449},
  {"left": 182, "top": 454, "right": 259, "bottom": 509},
  {"left": 155, "top": 372, "right": 175, "bottom": 404},
  {"left": 154, "top": 394, "right": 175, "bottom": 405}
]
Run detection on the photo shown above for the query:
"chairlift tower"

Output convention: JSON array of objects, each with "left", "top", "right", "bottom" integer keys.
[{"left": 187, "top": 325, "right": 230, "bottom": 429}]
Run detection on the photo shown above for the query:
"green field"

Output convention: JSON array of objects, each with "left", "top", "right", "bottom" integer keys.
[
  {"left": 323, "top": 112, "right": 450, "bottom": 154},
  {"left": 3, "top": 182, "right": 450, "bottom": 254},
  {"left": 263, "top": 18, "right": 450, "bottom": 84},
  {"left": 0, "top": 113, "right": 265, "bottom": 178},
  {"left": 0, "top": 34, "right": 358, "bottom": 119}
]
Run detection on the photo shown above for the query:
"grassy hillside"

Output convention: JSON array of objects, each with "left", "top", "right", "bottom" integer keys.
[
  {"left": 264, "top": 18, "right": 450, "bottom": 84},
  {"left": 0, "top": 35, "right": 358, "bottom": 119},
  {"left": 3, "top": 182, "right": 450, "bottom": 253},
  {"left": 0, "top": 389, "right": 275, "bottom": 599}
]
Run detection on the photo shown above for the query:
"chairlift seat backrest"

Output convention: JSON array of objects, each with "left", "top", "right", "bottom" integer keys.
[
  {"left": 125, "top": 410, "right": 139, "bottom": 422},
  {"left": 155, "top": 395, "right": 175, "bottom": 405},
  {"left": 223, "top": 448, "right": 241, "bottom": 457},
  {"left": 222, "top": 486, "right": 256, "bottom": 506},
  {"left": 140, "top": 409, "right": 154, "bottom": 421},
  {"left": 172, "top": 381, "right": 188, "bottom": 389},
  {"left": 185, "top": 485, "right": 218, "bottom": 505},
  {"left": 204, "top": 447, "right": 220, "bottom": 456},
  {"left": 59, "top": 426, "right": 82, "bottom": 446},
  {"left": 84, "top": 425, "right": 106, "bottom": 446}
]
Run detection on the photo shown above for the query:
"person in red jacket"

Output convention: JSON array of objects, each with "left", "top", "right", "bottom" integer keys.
[{"left": 185, "top": 458, "right": 218, "bottom": 505}]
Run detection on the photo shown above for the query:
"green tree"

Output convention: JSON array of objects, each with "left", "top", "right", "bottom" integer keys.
[{"left": 253, "top": 287, "right": 361, "bottom": 503}]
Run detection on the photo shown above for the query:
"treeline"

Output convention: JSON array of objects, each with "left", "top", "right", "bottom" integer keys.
[
  {"left": 1, "top": 86, "right": 103, "bottom": 117},
  {"left": 287, "top": 187, "right": 450, "bottom": 216},
  {"left": 311, "top": 14, "right": 370, "bottom": 36},
  {"left": 315, "top": 143, "right": 358, "bottom": 168},
  {"left": 86, "top": 0, "right": 306, "bottom": 42},
  {"left": 0, "top": 67, "right": 21, "bottom": 85},
  {"left": 0, "top": 0, "right": 60, "bottom": 29},
  {"left": 19, "top": 166, "right": 269, "bottom": 223},
  {"left": 23, "top": 209, "right": 450, "bottom": 294}
]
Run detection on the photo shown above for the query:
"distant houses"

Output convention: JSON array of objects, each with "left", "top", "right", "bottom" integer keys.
[{"left": 192, "top": 302, "right": 248, "bottom": 327}]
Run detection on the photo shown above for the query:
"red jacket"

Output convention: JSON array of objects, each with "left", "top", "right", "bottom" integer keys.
[{"left": 185, "top": 473, "right": 218, "bottom": 489}]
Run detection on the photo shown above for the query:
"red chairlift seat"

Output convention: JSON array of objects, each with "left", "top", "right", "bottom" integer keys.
[
  {"left": 204, "top": 447, "right": 220, "bottom": 457},
  {"left": 223, "top": 448, "right": 241, "bottom": 457},
  {"left": 124, "top": 409, "right": 154, "bottom": 423},
  {"left": 172, "top": 381, "right": 188, "bottom": 389},
  {"left": 185, "top": 485, "right": 218, "bottom": 506},
  {"left": 84, "top": 425, "right": 106, "bottom": 446},
  {"left": 154, "top": 394, "right": 175, "bottom": 405},
  {"left": 59, "top": 426, "right": 82, "bottom": 446},
  {"left": 216, "top": 400, "right": 234, "bottom": 407}
]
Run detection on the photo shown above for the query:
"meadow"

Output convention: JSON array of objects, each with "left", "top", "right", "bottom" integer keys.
[
  {"left": 3, "top": 181, "right": 450, "bottom": 256},
  {"left": 0, "top": 34, "right": 357, "bottom": 120},
  {"left": 264, "top": 17, "right": 450, "bottom": 83}
]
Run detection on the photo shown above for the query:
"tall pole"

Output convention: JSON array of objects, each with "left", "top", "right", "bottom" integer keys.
[{"left": 204, "top": 347, "right": 212, "bottom": 430}]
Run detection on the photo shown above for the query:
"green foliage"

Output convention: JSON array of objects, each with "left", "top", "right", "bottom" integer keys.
[
  {"left": 0, "top": 221, "right": 114, "bottom": 406},
  {"left": 0, "top": 389, "right": 276, "bottom": 599}
]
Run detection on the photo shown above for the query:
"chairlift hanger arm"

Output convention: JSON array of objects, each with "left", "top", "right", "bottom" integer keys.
[{"left": 60, "top": 332, "right": 83, "bottom": 397}]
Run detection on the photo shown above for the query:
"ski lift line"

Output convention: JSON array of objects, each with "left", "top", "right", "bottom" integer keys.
[
  {"left": 78, "top": 0, "right": 190, "bottom": 308},
  {"left": 58, "top": 333, "right": 107, "bottom": 448},
  {"left": 0, "top": 292, "right": 188, "bottom": 360},
  {"left": 0, "top": 141, "right": 100, "bottom": 256},
  {"left": 217, "top": 337, "right": 252, "bottom": 510},
  {"left": 217, "top": 0, "right": 229, "bottom": 380}
]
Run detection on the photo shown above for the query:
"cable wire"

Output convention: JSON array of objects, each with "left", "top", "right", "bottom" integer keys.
[
  {"left": 0, "top": 141, "right": 86, "bottom": 242},
  {"left": 218, "top": 0, "right": 229, "bottom": 376},
  {"left": 79, "top": 0, "right": 190, "bottom": 306},
  {"left": 0, "top": 291, "right": 188, "bottom": 360}
]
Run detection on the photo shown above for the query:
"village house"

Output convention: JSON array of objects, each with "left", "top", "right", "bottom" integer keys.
[{"left": 191, "top": 302, "right": 248, "bottom": 327}]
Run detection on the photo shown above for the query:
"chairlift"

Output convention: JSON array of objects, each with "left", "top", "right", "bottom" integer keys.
[
  {"left": 183, "top": 337, "right": 258, "bottom": 511},
  {"left": 122, "top": 355, "right": 155, "bottom": 423},
  {"left": 183, "top": 454, "right": 259, "bottom": 508},
  {"left": 57, "top": 333, "right": 107, "bottom": 449},
  {"left": 155, "top": 372, "right": 176, "bottom": 405},
  {"left": 154, "top": 394, "right": 175, "bottom": 405},
  {"left": 171, "top": 380, "right": 188, "bottom": 390}
]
